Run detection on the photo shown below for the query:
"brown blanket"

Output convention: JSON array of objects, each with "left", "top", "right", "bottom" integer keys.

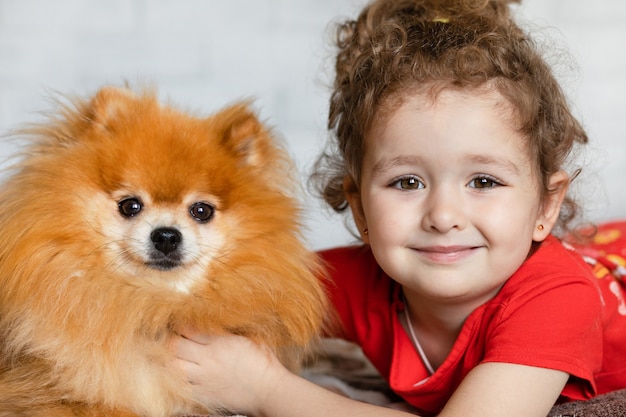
[{"left": 547, "top": 390, "right": 626, "bottom": 417}]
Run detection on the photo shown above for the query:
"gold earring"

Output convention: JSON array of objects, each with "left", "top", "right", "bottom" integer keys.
[
  {"left": 363, "top": 228, "right": 369, "bottom": 235},
  {"left": 537, "top": 224, "right": 544, "bottom": 231}
]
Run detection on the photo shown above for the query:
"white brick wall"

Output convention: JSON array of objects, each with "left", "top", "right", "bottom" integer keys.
[{"left": 0, "top": 0, "right": 624, "bottom": 250}]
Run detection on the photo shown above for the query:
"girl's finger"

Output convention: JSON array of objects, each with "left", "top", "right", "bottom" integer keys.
[{"left": 177, "top": 327, "right": 212, "bottom": 344}]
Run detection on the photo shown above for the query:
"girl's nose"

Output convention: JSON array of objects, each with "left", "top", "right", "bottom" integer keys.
[{"left": 421, "top": 186, "right": 466, "bottom": 233}]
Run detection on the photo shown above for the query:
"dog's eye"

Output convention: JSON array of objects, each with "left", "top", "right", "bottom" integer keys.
[
  {"left": 118, "top": 197, "right": 143, "bottom": 217},
  {"left": 189, "top": 202, "right": 215, "bottom": 223}
]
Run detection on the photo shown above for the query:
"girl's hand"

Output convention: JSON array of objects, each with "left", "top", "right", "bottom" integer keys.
[
  {"left": 171, "top": 330, "right": 287, "bottom": 415},
  {"left": 171, "top": 331, "right": 417, "bottom": 417}
]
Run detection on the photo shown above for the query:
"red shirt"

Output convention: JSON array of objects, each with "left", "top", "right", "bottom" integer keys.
[{"left": 320, "top": 225, "right": 626, "bottom": 416}]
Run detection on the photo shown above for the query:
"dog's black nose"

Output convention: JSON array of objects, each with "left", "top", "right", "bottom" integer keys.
[{"left": 151, "top": 227, "right": 183, "bottom": 255}]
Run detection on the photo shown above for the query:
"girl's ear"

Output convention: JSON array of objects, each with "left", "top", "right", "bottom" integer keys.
[
  {"left": 533, "top": 170, "right": 570, "bottom": 242},
  {"left": 343, "top": 176, "right": 370, "bottom": 244}
]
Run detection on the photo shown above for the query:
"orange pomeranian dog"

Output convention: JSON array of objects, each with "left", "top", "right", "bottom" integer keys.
[{"left": 0, "top": 86, "right": 329, "bottom": 416}]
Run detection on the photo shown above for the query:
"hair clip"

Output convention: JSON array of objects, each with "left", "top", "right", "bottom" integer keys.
[{"left": 432, "top": 17, "right": 450, "bottom": 23}]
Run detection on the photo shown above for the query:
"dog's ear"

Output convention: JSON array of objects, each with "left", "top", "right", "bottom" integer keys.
[
  {"left": 211, "top": 102, "right": 275, "bottom": 167},
  {"left": 86, "top": 87, "right": 138, "bottom": 130},
  {"left": 21, "top": 87, "right": 146, "bottom": 148}
]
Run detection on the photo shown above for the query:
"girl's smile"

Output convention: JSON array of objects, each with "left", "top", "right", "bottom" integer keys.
[{"left": 412, "top": 245, "right": 483, "bottom": 264}]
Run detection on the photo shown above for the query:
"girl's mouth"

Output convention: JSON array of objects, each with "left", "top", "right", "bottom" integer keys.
[{"left": 413, "top": 245, "right": 480, "bottom": 264}]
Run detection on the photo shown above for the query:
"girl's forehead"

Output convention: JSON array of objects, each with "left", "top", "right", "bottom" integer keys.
[
  {"left": 364, "top": 87, "right": 534, "bottom": 172},
  {"left": 398, "top": 85, "right": 512, "bottom": 115},
  {"left": 372, "top": 84, "right": 510, "bottom": 137},
  {"left": 371, "top": 87, "right": 519, "bottom": 138}
]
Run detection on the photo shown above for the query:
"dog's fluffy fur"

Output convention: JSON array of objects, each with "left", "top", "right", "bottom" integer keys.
[{"left": 0, "top": 87, "right": 329, "bottom": 416}]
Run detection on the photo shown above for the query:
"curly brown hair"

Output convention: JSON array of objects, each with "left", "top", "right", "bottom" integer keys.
[{"left": 311, "top": 0, "right": 588, "bottom": 236}]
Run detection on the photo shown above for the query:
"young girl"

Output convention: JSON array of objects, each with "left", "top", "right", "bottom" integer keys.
[{"left": 172, "top": 0, "right": 626, "bottom": 416}]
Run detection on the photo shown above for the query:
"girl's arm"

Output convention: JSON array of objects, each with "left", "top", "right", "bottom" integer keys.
[
  {"left": 171, "top": 331, "right": 416, "bottom": 417},
  {"left": 172, "top": 332, "right": 568, "bottom": 417},
  {"left": 440, "top": 362, "right": 569, "bottom": 417}
]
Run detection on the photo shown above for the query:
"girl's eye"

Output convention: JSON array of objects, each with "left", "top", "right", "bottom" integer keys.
[
  {"left": 468, "top": 176, "right": 501, "bottom": 189},
  {"left": 392, "top": 176, "right": 425, "bottom": 190}
]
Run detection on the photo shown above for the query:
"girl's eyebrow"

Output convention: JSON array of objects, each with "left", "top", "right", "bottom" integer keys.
[
  {"left": 372, "top": 155, "right": 423, "bottom": 175},
  {"left": 371, "top": 154, "right": 521, "bottom": 175},
  {"left": 467, "top": 154, "right": 521, "bottom": 175}
]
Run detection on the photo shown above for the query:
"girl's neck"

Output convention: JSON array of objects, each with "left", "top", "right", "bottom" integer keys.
[
  {"left": 400, "top": 287, "right": 485, "bottom": 371},
  {"left": 401, "top": 287, "right": 475, "bottom": 333}
]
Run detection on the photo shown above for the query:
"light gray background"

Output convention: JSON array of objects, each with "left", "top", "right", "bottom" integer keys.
[{"left": 0, "top": 0, "right": 624, "bottom": 250}]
